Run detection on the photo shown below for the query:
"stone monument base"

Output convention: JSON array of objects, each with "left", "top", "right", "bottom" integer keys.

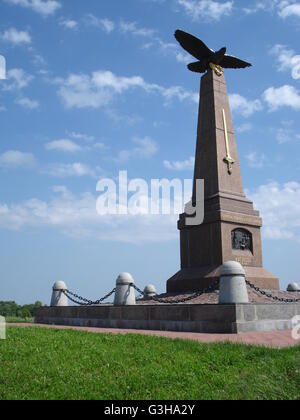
[
  {"left": 35, "top": 303, "right": 300, "bottom": 334},
  {"left": 167, "top": 266, "right": 280, "bottom": 294}
]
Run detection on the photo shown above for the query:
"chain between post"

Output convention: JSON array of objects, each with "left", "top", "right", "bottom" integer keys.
[
  {"left": 54, "top": 288, "right": 116, "bottom": 306},
  {"left": 55, "top": 280, "right": 300, "bottom": 306},
  {"left": 245, "top": 280, "right": 300, "bottom": 303},
  {"left": 133, "top": 281, "right": 219, "bottom": 304}
]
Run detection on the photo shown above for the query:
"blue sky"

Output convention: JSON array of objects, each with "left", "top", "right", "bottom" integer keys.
[{"left": 0, "top": 0, "right": 300, "bottom": 304}]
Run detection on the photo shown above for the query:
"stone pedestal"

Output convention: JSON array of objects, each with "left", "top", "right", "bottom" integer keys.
[{"left": 167, "top": 70, "right": 279, "bottom": 293}]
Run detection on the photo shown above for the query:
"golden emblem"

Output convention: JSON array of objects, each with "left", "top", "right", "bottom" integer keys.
[{"left": 209, "top": 62, "right": 224, "bottom": 77}]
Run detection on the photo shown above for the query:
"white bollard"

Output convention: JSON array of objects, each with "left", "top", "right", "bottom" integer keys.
[
  {"left": 144, "top": 284, "right": 157, "bottom": 299},
  {"left": 114, "top": 273, "right": 136, "bottom": 306},
  {"left": 219, "top": 261, "right": 249, "bottom": 304},
  {"left": 287, "top": 283, "right": 300, "bottom": 292},
  {"left": 50, "top": 281, "right": 68, "bottom": 307}
]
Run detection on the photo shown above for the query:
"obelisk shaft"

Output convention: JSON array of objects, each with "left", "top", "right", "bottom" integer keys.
[
  {"left": 167, "top": 70, "right": 279, "bottom": 293},
  {"left": 193, "top": 70, "right": 245, "bottom": 203}
]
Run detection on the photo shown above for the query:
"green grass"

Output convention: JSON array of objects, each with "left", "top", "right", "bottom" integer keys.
[
  {"left": 0, "top": 327, "right": 299, "bottom": 400},
  {"left": 5, "top": 317, "right": 34, "bottom": 324}
]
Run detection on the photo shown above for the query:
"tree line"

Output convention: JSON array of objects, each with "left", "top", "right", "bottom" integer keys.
[{"left": 0, "top": 301, "right": 45, "bottom": 318}]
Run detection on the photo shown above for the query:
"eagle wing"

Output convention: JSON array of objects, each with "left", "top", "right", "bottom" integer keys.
[
  {"left": 188, "top": 61, "right": 207, "bottom": 73},
  {"left": 174, "top": 30, "right": 212, "bottom": 61},
  {"left": 220, "top": 55, "right": 252, "bottom": 69}
]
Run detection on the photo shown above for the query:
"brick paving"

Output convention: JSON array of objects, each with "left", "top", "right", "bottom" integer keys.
[{"left": 8, "top": 323, "right": 300, "bottom": 348}]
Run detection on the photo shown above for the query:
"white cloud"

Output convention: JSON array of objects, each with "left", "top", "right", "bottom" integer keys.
[
  {"left": 249, "top": 181, "right": 300, "bottom": 242},
  {"left": 236, "top": 122, "right": 252, "bottom": 133},
  {"left": 263, "top": 85, "right": 300, "bottom": 111},
  {"left": 164, "top": 156, "right": 195, "bottom": 171},
  {"left": 175, "top": 51, "right": 192, "bottom": 64},
  {"left": 243, "top": 2, "right": 271, "bottom": 14},
  {"left": 45, "top": 139, "right": 82, "bottom": 153},
  {"left": 0, "top": 186, "right": 179, "bottom": 243},
  {"left": 243, "top": 1, "right": 300, "bottom": 19},
  {"left": 5, "top": 0, "right": 61, "bottom": 16},
  {"left": 4, "top": 68, "right": 33, "bottom": 90},
  {"left": 1, "top": 28, "right": 31, "bottom": 45},
  {"left": 67, "top": 131, "right": 95, "bottom": 142},
  {"left": 57, "top": 70, "right": 197, "bottom": 109},
  {"left": 119, "top": 20, "right": 156, "bottom": 37},
  {"left": 101, "top": 18, "right": 115, "bottom": 34},
  {"left": 277, "top": 127, "right": 292, "bottom": 144},
  {"left": 161, "top": 85, "right": 199, "bottom": 104},
  {"left": 229, "top": 93, "right": 263, "bottom": 117},
  {"left": 93, "top": 142, "right": 106, "bottom": 150},
  {"left": 91, "top": 71, "right": 147, "bottom": 93},
  {"left": 84, "top": 16, "right": 156, "bottom": 37},
  {"left": 15, "top": 97, "right": 39, "bottom": 109},
  {"left": 245, "top": 152, "right": 267, "bottom": 169},
  {"left": 58, "top": 73, "right": 113, "bottom": 109},
  {"left": 242, "top": 0, "right": 278, "bottom": 15},
  {"left": 276, "top": 124, "right": 300, "bottom": 144},
  {"left": 46, "top": 133, "right": 107, "bottom": 153},
  {"left": 85, "top": 15, "right": 115, "bottom": 33},
  {"left": 0, "top": 150, "right": 36, "bottom": 168},
  {"left": 142, "top": 36, "right": 194, "bottom": 67},
  {"left": 32, "top": 54, "right": 46, "bottom": 67},
  {"left": 278, "top": 1, "right": 300, "bottom": 18},
  {"left": 2, "top": 179, "right": 299, "bottom": 245},
  {"left": 117, "top": 137, "right": 158, "bottom": 162},
  {"left": 270, "top": 44, "right": 300, "bottom": 80},
  {"left": 0, "top": 55, "right": 6, "bottom": 80},
  {"left": 176, "top": 0, "right": 233, "bottom": 21},
  {"left": 45, "top": 163, "right": 97, "bottom": 178},
  {"left": 59, "top": 19, "right": 78, "bottom": 30}
]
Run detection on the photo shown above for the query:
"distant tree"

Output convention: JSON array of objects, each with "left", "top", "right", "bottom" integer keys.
[
  {"left": 0, "top": 301, "right": 19, "bottom": 317},
  {"left": 0, "top": 300, "right": 44, "bottom": 318},
  {"left": 22, "top": 309, "right": 32, "bottom": 319}
]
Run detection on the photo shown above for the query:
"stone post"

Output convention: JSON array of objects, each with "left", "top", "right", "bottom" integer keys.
[
  {"left": 219, "top": 261, "right": 249, "bottom": 304},
  {"left": 144, "top": 284, "right": 157, "bottom": 299},
  {"left": 287, "top": 283, "right": 300, "bottom": 292},
  {"left": 114, "top": 273, "right": 136, "bottom": 306},
  {"left": 50, "top": 281, "right": 68, "bottom": 307}
]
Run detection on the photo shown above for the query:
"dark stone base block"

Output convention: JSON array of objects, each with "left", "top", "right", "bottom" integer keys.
[
  {"left": 167, "top": 266, "right": 280, "bottom": 294},
  {"left": 35, "top": 303, "right": 300, "bottom": 334}
]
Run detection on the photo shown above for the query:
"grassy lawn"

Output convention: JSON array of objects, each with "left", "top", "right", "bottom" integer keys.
[
  {"left": 0, "top": 327, "right": 299, "bottom": 400},
  {"left": 5, "top": 317, "right": 34, "bottom": 324}
]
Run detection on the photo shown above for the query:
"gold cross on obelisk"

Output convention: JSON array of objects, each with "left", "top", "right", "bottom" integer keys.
[{"left": 222, "top": 109, "right": 235, "bottom": 174}]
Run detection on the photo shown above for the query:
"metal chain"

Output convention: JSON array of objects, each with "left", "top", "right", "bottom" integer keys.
[
  {"left": 64, "top": 290, "right": 94, "bottom": 305},
  {"left": 56, "top": 276, "right": 300, "bottom": 307},
  {"left": 246, "top": 280, "right": 300, "bottom": 303},
  {"left": 134, "top": 281, "right": 219, "bottom": 304},
  {"left": 63, "top": 291, "right": 87, "bottom": 306},
  {"left": 92, "top": 288, "right": 116, "bottom": 305},
  {"left": 59, "top": 288, "right": 116, "bottom": 306},
  {"left": 56, "top": 280, "right": 300, "bottom": 306}
]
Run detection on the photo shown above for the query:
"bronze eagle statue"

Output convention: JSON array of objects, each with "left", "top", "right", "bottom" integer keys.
[{"left": 175, "top": 30, "right": 252, "bottom": 76}]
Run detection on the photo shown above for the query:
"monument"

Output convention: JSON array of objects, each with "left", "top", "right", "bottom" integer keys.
[
  {"left": 36, "top": 30, "right": 299, "bottom": 334},
  {"left": 167, "top": 31, "right": 279, "bottom": 293}
]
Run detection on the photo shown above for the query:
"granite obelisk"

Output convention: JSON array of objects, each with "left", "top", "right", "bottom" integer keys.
[{"left": 167, "top": 70, "right": 279, "bottom": 293}]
